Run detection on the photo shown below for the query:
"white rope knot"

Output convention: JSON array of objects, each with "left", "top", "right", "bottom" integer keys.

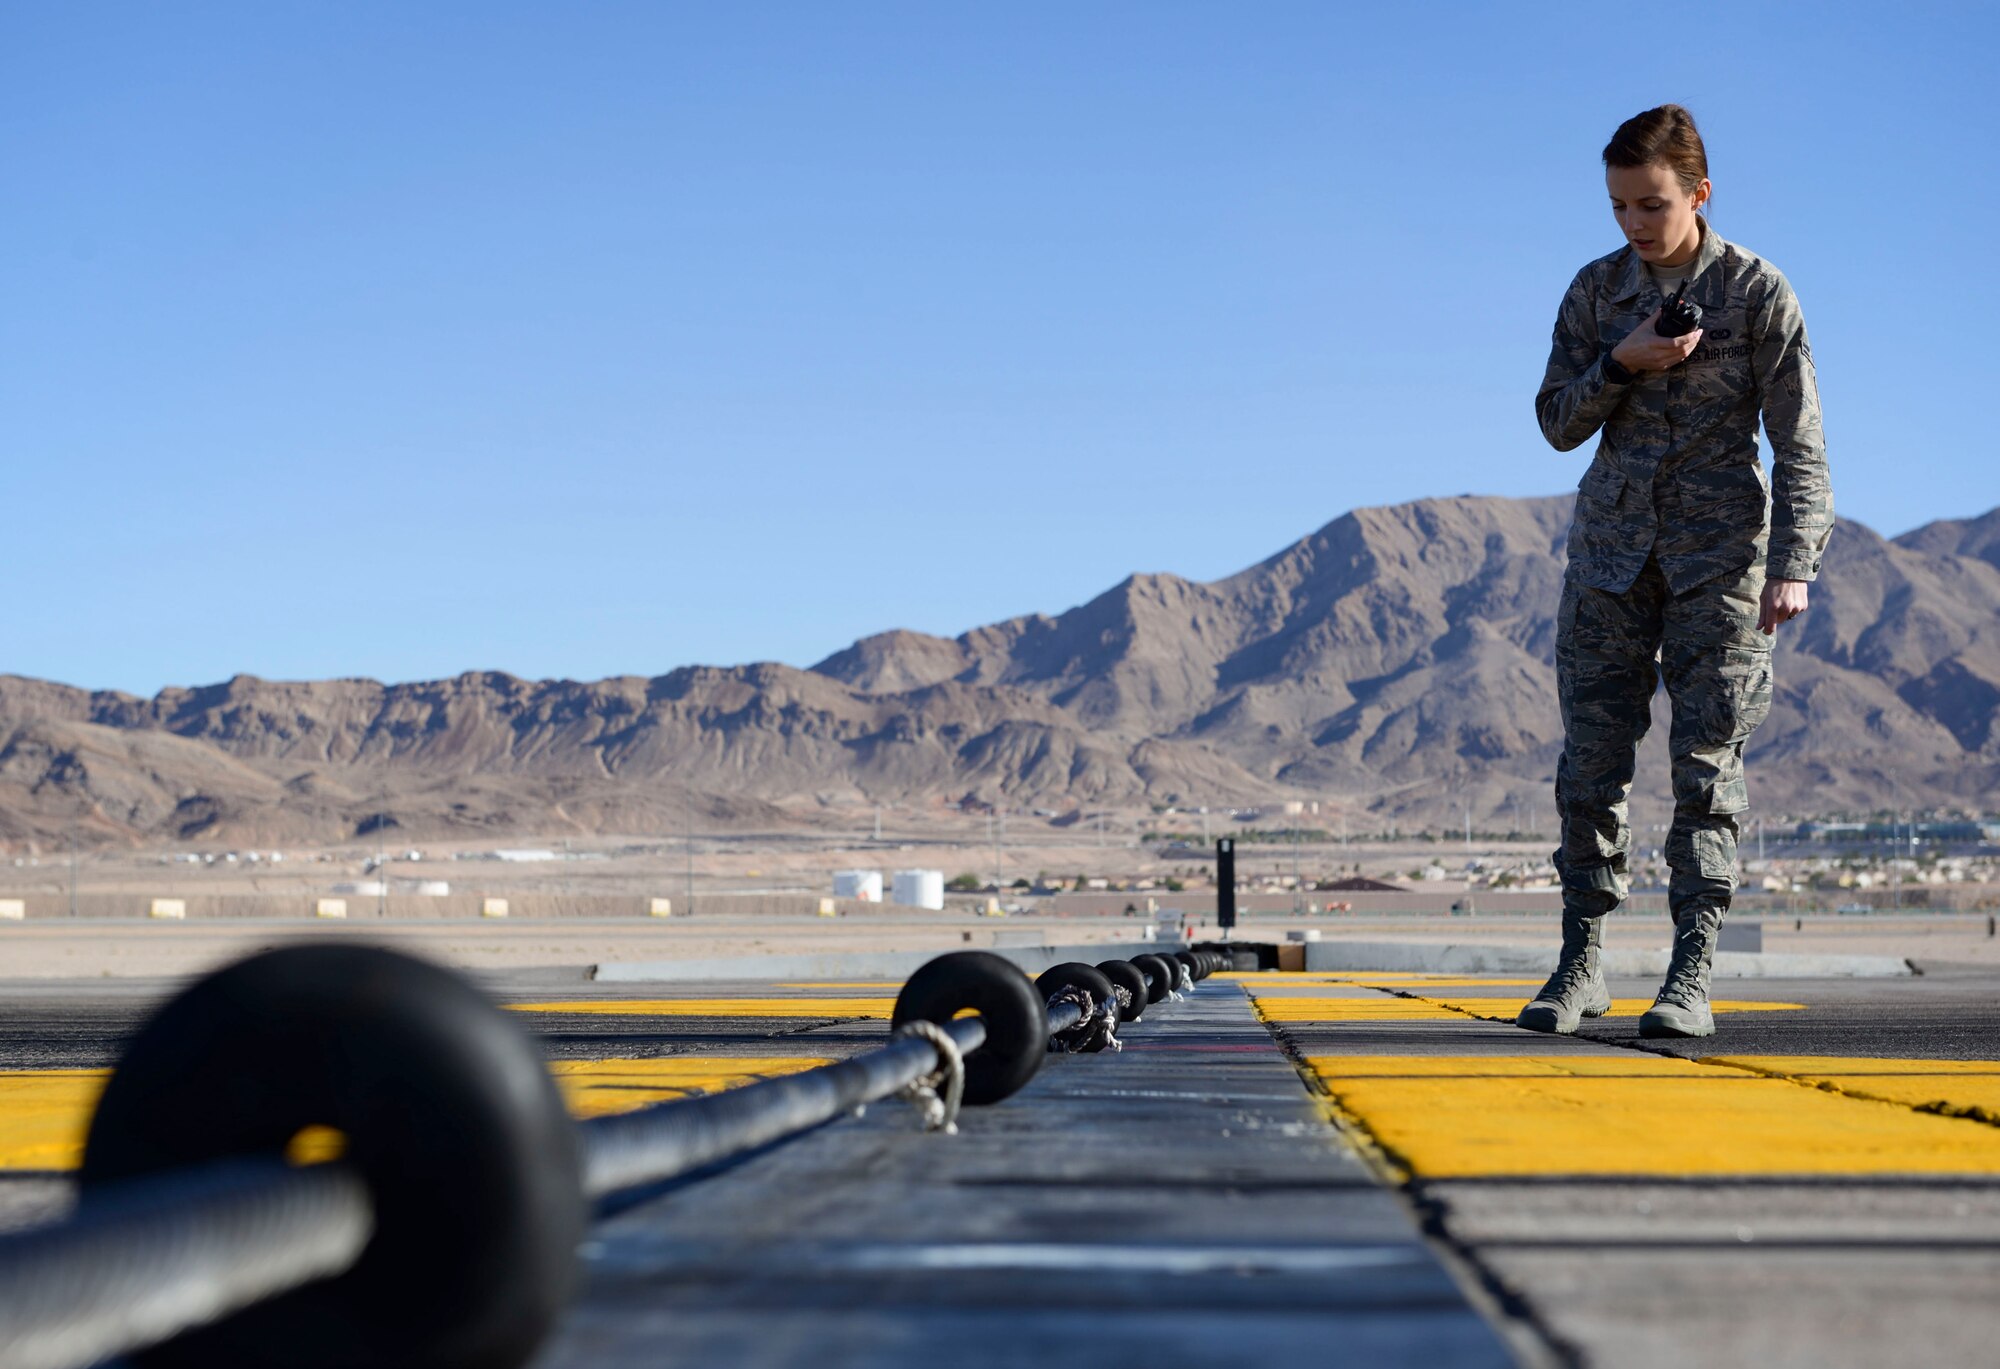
[
  {"left": 890, "top": 1019, "right": 965, "bottom": 1134},
  {"left": 1045, "top": 985, "right": 1120, "bottom": 1054}
]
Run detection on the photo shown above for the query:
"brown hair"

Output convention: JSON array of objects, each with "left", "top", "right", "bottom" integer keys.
[{"left": 1603, "top": 104, "right": 1709, "bottom": 205}]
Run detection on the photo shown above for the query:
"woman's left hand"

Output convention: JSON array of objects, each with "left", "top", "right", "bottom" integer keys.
[{"left": 1759, "top": 578, "right": 1809, "bottom": 634}]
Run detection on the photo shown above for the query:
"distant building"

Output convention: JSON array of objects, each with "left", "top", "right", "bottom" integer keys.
[
  {"left": 833, "top": 870, "right": 884, "bottom": 902},
  {"left": 1794, "top": 821, "right": 2000, "bottom": 843},
  {"left": 891, "top": 869, "right": 945, "bottom": 910}
]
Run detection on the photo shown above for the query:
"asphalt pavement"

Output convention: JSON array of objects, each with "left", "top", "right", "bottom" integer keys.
[
  {"left": 1253, "top": 965, "right": 2000, "bottom": 1368},
  {"left": 3, "top": 961, "right": 1998, "bottom": 1367}
]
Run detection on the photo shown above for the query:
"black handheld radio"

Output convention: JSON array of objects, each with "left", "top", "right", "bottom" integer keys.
[{"left": 1655, "top": 279, "right": 1704, "bottom": 339}]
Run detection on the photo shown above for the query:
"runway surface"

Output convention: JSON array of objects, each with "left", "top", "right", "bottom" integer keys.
[
  {"left": 2, "top": 959, "right": 1997, "bottom": 1366},
  {"left": 1250, "top": 966, "right": 2000, "bottom": 1367}
]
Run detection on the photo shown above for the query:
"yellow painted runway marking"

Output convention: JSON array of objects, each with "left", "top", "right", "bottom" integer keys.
[
  {"left": 1256, "top": 997, "right": 1476, "bottom": 1021},
  {"left": 1302, "top": 1054, "right": 2000, "bottom": 1177},
  {"left": 1231, "top": 974, "right": 1546, "bottom": 990},
  {"left": 287, "top": 1125, "right": 347, "bottom": 1165},
  {"left": 1433, "top": 996, "right": 1804, "bottom": 1021},
  {"left": 1710, "top": 1056, "right": 2000, "bottom": 1124},
  {"left": 1251, "top": 994, "right": 1804, "bottom": 1023},
  {"left": 1225, "top": 971, "right": 1536, "bottom": 984},
  {"left": 1227, "top": 972, "right": 1550, "bottom": 991},
  {"left": 0, "top": 1070, "right": 107, "bottom": 1171},
  {"left": 0, "top": 1056, "right": 830, "bottom": 1169},
  {"left": 548, "top": 1056, "right": 831, "bottom": 1119},
  {"left": 1343, "top": 978, "right": 1543, "bottom": 989},
  {"left": 509, "top": 997, "right": 895, "bottom": 1019}
]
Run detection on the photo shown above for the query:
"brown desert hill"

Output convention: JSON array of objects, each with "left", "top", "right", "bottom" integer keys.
[
  {"left": 822, "top": 495, "right": 1573, "bottom": 733},
  {"left": 1762, "top": 513, "right": 2000, "bottom": 803},
  {"left": 810, "top": 629, "right": 972, "bottom": 695},
  {"left": 1894, "top": 507, "right": 2000, "bottom": 573},
  {"left": 0, "top": 663, "right": 1272, "bottom": 847},
  {"left": 817, "top": 495, "right": 1578, "bottom": 799},
  {"left": 3, "top": 492, "right": 1999, "bottom": 848}
]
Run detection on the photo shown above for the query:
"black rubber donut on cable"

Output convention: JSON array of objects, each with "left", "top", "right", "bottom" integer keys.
[
  {"left": 1035, "top": 961, "right": 1115, "bottom": 1006},
  {"left": 892, "top": 951, "right": 1045, "bottom": 1106},
  {"left": 1174, "top": 951, "right": 1202, "bottom": 984},
  {"left": 1093, "top": 960, "right": 1149, "bottom": 1022},
  {"left": 79, "top": 944, "right": 584, "bottom": 1369},
  {"left": 1034, "top": 962, "right": 1119, "bottom": 1041},
  {"left": 1133, "top": 953, "right": 1176, "bottom": 1004}
]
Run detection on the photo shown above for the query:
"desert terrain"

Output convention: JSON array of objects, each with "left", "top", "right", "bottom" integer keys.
[{"left": 4, "top": 493, "right": 1999, "bottom": 858}]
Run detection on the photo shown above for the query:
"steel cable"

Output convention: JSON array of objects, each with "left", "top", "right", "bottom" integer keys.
[
  {"left": 579, "top": 1013, "right": 998, "bottom": 1197},
  {"left": 0, "top": 1158, "right": 371, "bottom": 1369},
  {"left": 0, "top": 965, "right": 1111, "bottom": 1369},
  {"left": 573, "top": 989, "right": 1087, "bottom": 1197}
]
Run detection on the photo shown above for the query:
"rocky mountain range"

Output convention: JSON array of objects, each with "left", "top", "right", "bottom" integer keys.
[{"left": 4, "top": 492, "right": 1998, "bottom": 848}]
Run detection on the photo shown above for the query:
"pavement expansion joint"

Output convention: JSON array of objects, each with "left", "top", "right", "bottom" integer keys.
[
  {"left": 534, "top": 977, "right": 1524, "bottom": 1366},
  {"left": 1240, "top": 960, "right": 2000, "bottom": 1168},
  {"left": 1240, "top": 988, "right": 1575, "bottom": 1367},
  {"left": 1474, "top": 1001, "right": 2000, "bottom": 1154},
  {"left": 1255, "top": 1014, "right": 1416, "bottom": 1184},
  {"left": 1233, "top": 967, "right": 2000, "bottom": 1367},
  {"left": 1690, "top": 1054, "right": 2000, "bottom": 1134}
]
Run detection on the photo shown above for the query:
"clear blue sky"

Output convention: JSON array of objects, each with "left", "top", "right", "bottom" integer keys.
[{"left": 5, "top": 3, "right": 1993, "bottom": 695}]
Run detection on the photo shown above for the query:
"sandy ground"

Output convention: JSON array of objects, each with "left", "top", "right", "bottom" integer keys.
[
  {"left": 0, "top": 909, "right": 1993, "bottom": 979},
  {"left": 0, "top": 914, "right": 1158, "bottom": 980}
]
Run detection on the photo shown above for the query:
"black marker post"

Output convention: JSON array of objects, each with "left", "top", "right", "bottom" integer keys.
[{"left": 1216, "top": 837, "right": 1236, "bottom": 934}]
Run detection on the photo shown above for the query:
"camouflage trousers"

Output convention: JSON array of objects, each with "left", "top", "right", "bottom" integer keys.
[{"left": 1553, "top": 556, "right": 1774, "bottom": 920}]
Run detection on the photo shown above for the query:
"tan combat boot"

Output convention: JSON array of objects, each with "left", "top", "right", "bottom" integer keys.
[
  {"left": 1640, "top": 906, "right": 1722, "bottom": 1038},
  {"left": 1517, "top": 912, "right": 1612, "bottom": 1034}
]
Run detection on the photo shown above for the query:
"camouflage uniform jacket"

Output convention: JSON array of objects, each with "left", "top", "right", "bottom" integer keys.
[{"left": 1535, "top": 220, "right": 1832, "bottom": 593}]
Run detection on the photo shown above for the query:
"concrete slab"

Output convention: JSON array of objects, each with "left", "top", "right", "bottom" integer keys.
[
  {"left": 533, "top": 981, "right": 1522, "bottom": 1368},
  {"left": 1476, "top": 1248, "right": 2000, "bottom": 1369},
  {"left": 1429, "top": 1179, "right": 2000, "bottom": 1244},
  {"left": 1251, "top": 967, "right": 2000, "bottom": 1368}
]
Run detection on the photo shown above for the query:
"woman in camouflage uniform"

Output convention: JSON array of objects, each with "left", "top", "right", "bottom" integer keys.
[{"left": 1518, "top": 104, "right": 1832, "bottom": 1038}]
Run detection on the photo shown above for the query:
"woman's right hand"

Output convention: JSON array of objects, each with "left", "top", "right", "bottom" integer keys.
[{"left": 1611, "top": 308, "right": 1704, "bottom": 374}]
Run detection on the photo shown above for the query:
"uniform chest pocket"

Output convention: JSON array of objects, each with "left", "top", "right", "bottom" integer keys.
[{"left": 1685, "top": 307, "right": 1753, "bottom": 375}]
